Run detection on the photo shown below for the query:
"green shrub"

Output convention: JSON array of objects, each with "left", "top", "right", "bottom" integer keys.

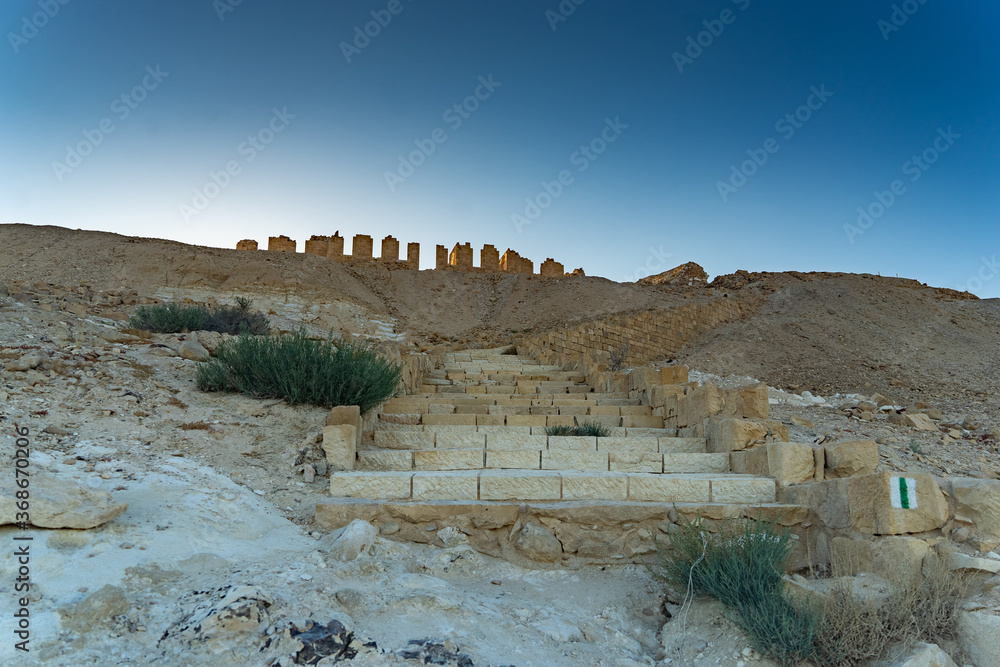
[
  {"left": 544, "top": 422, "right": 611, "bottom": 437},
  {"left": 196, "top": 330, "right": 401, "bottom": 413},
  {"left": 652, "top": 515, "right": 819, "bottom": 666},
  {"left": 129, "top": 298, "right": 269, "bottom": 335},
  {"left": 129, "top": 303, "right": 209, "bottom": 333},
  {"left": 573, "top": 421, "right": 611, "bottom": 437}
]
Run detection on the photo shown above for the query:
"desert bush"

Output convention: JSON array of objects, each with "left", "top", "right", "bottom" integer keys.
[
  {"left": 652, "top": 515, "right": 819, "bottom": 666},
  {"left": 812, "top": 556, "right": 971, "bottom": 666},
  {"left": 196, "top": 330, "right": 401, "bottom": 413},
  {"left": 129, "top": 298, "right": 269, "bottom": 335},
  {"left": 544, "top": 421, "right": 611, "bottom": 437}
]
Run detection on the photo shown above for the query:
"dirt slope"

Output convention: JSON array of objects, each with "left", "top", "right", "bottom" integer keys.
[{"left": 2, "top": 224, "right": 997, "bottom": 409}]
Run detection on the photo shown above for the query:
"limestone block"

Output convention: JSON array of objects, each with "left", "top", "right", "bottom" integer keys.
[
  {"left": 706, "top": 417, "right": 768, "bottom": 453},
  {"left": 768, "top": 442, "right": 816, "bottom": 485},
  {"left": 412, "top": 472, "right": 478, "bottom": 500},
  {"left": 435, "top": 431, "right": 486, "bottom": 449},
  {"left": 476, "top": 414, "right": 506, "bottom": 426},
  {"left": 658, "top": 437, "right": 707, "bottom": 454},
  {"left": 722, "top": 383, "right": 769, "bottom": 419},
  {"left": 373, "top": 430, "right": 433, "bottom": 450},
  {"left": 824, "top": 439, "right": 878, "bottom": 478},
  {"left": 546, "top": 416, "right": 576, "bottom": 427},
  {"left": 479, "top": 471, "right": 562, "bottom": 501},
  {"left": 485, "top": 450, "right": 541, "bottom": 470},
  {"left": 627, "top": 475, "right": 711, "bottom": 503},
  {"left": 328, "top": 405, "right": 361, "bottom": 431},
  {"left": 622, "top": 416, "right": 665, "bottom": 428},
  {"left": 872, "top": 536, "right": 931, "bottom": 587},
  {"left": 422, "top": 414, "right": 477, "bottom": 426},
  {"left": 609, "top": 452, "right": 663, "bottom": 473},
  {"left": 588, "top": 406, "right": 621, "bottom": 416},
  {"left": 649, "top": 383, "right": 685, "bottom": 409},
  {"left": 584, "top": 415, "right": 622, "bottom": 429},
  {"left": 888, "top": 412, "right": 938, "bottom": 431},
  {"left": 506, "top": 415, "right": 547, "bottom": 427},
  {"left": 660, "top": 366, "right": 689, "bottom": 385},
  {"left": 322, "top": 425, "right": 357, "bottom": 471},
  {"left": 479, "top": 426, "right": 530, "bottom": 438},
  {"left": 428, "top": 403, "right": 456, "bottom": 414},
  {"left": 379, "top": 413, "right": 421, "bottom": 425},
  {"left": 414, "top": 449, "right": 484, "bottom": 470},
  {"left": 542, "top": 450, "right": 608, "bottom": 471},
  {"left": 562, "top": 473, "right": 627, "bottom": 501},
  {"left": 620, "top": 405, "right": 653, "bottom": 416},
  {"left": 662, "top": 453, "right": 729, "bottom": 474},
  {"left": 598, "top": 437, "right": 658, "bottom": 453},
  {"left": 787, "top": 473, "right": 948, "bottom": 535},
  {"left": 356, "top": 450, "right": 412, "bottom": 471},
  {"left": 330, "top": 472, "right": 412, "bottom": 499},
  {"left": 950, "top": 479, "right": 1000, "bottom": 548},
  {"left": 0, "top": 476, "right": 127, "bottom": 529},
  {"left": 711, "top": 477, "right": 775, "bottom": 504},
  {"left": 547, "top": 436, "right": 597, "bottom": 451},
  {"left": 486, "top": 433, "right": 547, "bottom": 451}
]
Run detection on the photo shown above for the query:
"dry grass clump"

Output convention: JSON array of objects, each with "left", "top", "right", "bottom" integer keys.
[{"left": 812, "top": 557, "right": 972, "bottom": 666}]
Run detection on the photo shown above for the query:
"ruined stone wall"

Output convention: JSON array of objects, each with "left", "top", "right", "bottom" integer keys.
[
  {"left": 242, "top": 234, "right": 577, "bottom": 276},
  {"left": 268, "top": 235, "right": 296, "bottom": 252},
  {"left": 518, "top": 295, "right": 763, "bottom": 372}
]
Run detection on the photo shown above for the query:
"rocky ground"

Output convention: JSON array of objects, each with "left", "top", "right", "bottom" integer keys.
[{"left": 1, "top": 224, "right": 999, "bottom": 666}]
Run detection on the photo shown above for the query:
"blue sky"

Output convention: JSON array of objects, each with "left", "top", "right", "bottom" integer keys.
[{"left": 2, "top": 0, "right": 998, "bottom": 295}]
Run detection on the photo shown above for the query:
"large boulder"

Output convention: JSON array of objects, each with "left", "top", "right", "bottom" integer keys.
[
  {"left": 0, "top": 476, "right": 127, "bottom": 529},
  {"left": 957, "top": 610, "right": 1000, "bottom": 667},
  {"left": 949, "top": 479, "right": 1000, "bottom": 550},
  {"left": 783, "top": 472, "right": 947, "bottom": 535},
  {"left": 890, "top": 642, "right": 958, "bottom": 667}
]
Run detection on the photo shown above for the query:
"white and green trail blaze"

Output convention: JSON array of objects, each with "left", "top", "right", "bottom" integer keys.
[{"left": 890, "top": 476, "right": 918, "bottom": 509}]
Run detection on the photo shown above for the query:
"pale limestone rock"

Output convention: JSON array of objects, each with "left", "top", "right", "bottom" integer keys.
[
  {"left": 661, "top": 453, "right": 730, "bottom": 474},
  {"left": 8, "top": 351, "right": 46, "bottom": 371},
  {"left": 824, "top": 439, "right": 878, "bottom": 478},
  {"left": 890, "top": 642, "right": 958, "bottom": 667},
  {"left": 322, "top": 424, "right": 356, "bottom": 471},
  {"left": 59, "top": 585, "right": 131, "bottom": 633},
  {"left": 515, "top": 522, "right": 563, "bottom": 562},
  {"left": 0, "top": 476, "right": 126, "bottom": 529},
  {"left": 711, "top": 477, "right": 775, "bottom": 504},
  {"left": 534, "top": 617, "right": 584, "bottom": 642},
  {"left": 706, "top": 417, "right": 768, "bottom": 453},
  {"left": 414, "top": 449, "right": 483, "bottom": 470},
  {"left": 373, "top": 430, "right": 433, "bottom": 450},
  {"left": 435, "top": 431, "right": 486, "bottom": 449},
  {"left": 178, "top": 340, "right": 210, "bottom": 362},
  {"left": 957, "top": 610, "right": 1000, "bottom": 667},
  {"left": 947, "top": 553, "right": 1000, "bottom": 574},
  {"left": 596, "top": 437, "right": 658, "bottom": 453},
  {"left": 356, "top": 450, "right": 412, "bottom": 471},
  {"left": 327, "top": 519, "right": 377, "bottom": 561},
  {"left": 950, "top": 479, "right": 1000, "bottom": 548}
]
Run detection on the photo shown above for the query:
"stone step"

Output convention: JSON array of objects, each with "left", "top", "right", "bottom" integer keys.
[
  {"left": 381, "top": 394, "right": 637, "bottom": 411},
  {"left": 373, "top": 429, "right": 705, "bottom": 453},
  {"left": 357, "top": 448, "right": 728, "bottom": 474},
  {"left": 380, "top": 404, "right": 652, "bottom": 418},
  {"left": 371, "top": 424, "right": 685, "bottom": 440},
  {"left": 329, "top": 470, "right": 774, "bottom": 504}
]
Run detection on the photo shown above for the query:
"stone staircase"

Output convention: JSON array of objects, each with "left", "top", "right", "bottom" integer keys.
[{"left": 315, "top": 347, "right": 804, "bottom": 562}]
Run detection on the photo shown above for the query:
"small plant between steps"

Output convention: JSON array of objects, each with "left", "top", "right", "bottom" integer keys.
[
  {"left": 545, "top": 421, "right": 611, "bottom": 437},
  {"left": 129, "top": 297, "right": 270, "bottom": 335},
  {"left": 652, "top": 515, "right": 973, "bottom": 667},
  {"left": 196, "top": 329, "right": 401, "bottom": 413}
]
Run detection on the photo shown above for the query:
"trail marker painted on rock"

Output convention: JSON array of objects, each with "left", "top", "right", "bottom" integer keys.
[{"left": 891, "top": 476, "right": 917, "bottom": 509}]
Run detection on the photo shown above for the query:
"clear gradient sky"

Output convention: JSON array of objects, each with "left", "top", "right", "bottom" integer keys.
[{"left": 2, "top": 1, "right": 998, "bottom": 295}]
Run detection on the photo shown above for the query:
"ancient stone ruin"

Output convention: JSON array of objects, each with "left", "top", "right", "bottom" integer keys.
[{"left": 235, "top": 234, "right": 584, "bottom": 277}]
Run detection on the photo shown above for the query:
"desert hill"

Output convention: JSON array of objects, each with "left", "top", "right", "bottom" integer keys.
[{"left": 2, "top": 223, "right": 997, "bottom": 413}]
